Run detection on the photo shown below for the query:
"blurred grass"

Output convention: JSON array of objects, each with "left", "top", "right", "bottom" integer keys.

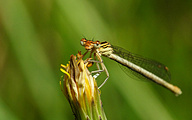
[{"left": 0, "top": 0, "right": 192, "bottom": 120}]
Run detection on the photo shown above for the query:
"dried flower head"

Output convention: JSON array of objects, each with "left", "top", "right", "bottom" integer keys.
[{"left": 60, "top": 52, "right": 107, "bottom": 120}]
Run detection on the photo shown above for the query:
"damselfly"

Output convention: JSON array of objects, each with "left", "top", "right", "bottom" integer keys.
[{"left": 80, "top": 38, "right": 182, "bottom": 96}]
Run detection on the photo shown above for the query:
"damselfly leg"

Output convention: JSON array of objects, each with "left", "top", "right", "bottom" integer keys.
[{"left": 81, "top": 44, "right": 109, "bottom": 89}]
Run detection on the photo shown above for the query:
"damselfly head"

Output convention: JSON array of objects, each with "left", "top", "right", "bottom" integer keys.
[{"left": 80, "top": 38, "right": 94, "bottom": 50}]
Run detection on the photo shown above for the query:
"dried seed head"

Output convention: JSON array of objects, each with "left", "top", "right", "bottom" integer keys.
[{"left": 60, "top": 52, "right": 107, "bottom": 120}]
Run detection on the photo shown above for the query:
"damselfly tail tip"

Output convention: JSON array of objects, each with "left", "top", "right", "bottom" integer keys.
[{"left": 174, "top": 86, "right": 182, "bottom": 96}]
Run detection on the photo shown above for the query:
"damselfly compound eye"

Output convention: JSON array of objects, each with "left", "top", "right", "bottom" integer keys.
[
  {"left": 94, "top": 41, "right": 101, "bottom": 48},
  {"left": 80, "top": 41, "right": 85, "bottom": 46},
  {"left": 80, "top": 38, "right": 87, "bottom": 46}
]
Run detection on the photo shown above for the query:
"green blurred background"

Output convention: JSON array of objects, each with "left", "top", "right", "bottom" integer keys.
[{"left": 0, "top": 0, "right": 192, "bottom": 120}]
